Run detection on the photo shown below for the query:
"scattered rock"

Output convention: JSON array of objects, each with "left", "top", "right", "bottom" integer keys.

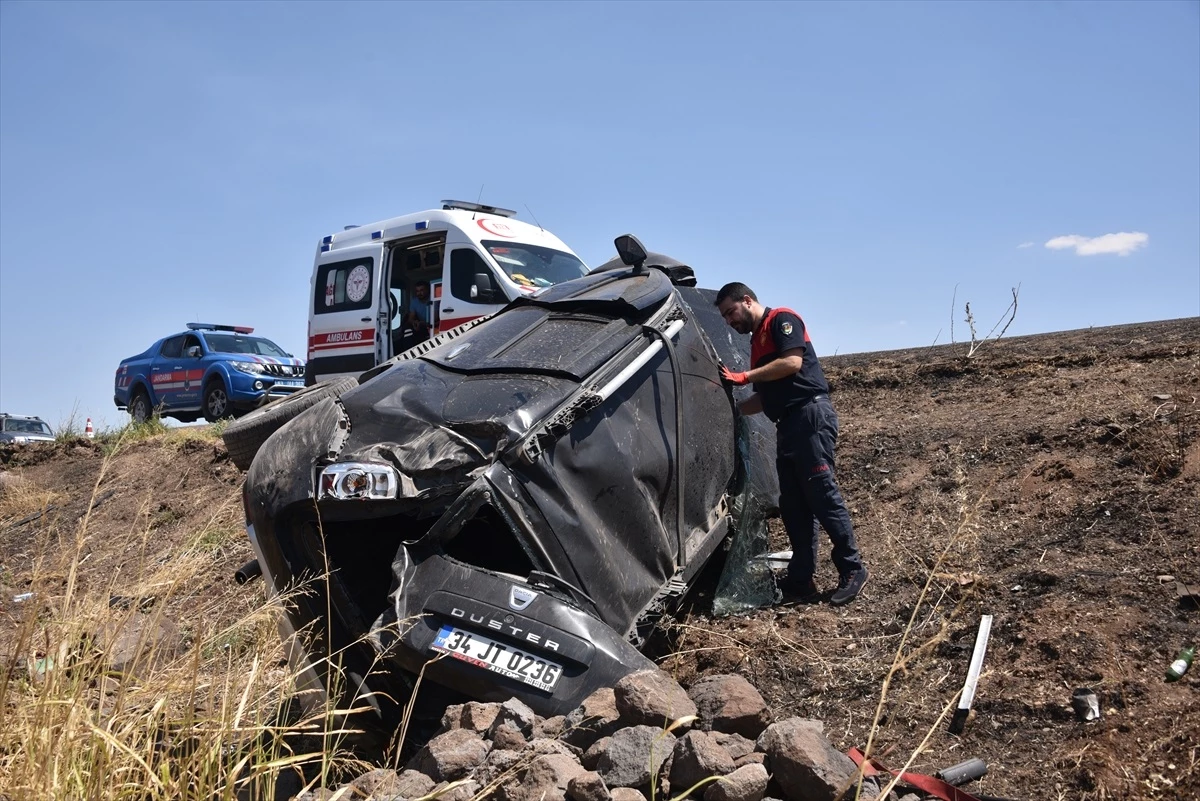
[
  {"left": 564, "top": 688, "right": 622, "bottom": 749},
  {"left": 442, "top": 700, "right": 503, "bottom": 734},
  {"left": 669, "top": 730, "right": 737, "bottom": 791},
  {"left": 688, "top": 675, "right": 771, "bottom": 738},
  {"left": 431, "top": 778, "right": 481, "bottom": 801},
  {"left": 614, "top": 670, "right": 697, "bottom": 729},
  {"left": 489, "top": 697, "right": 540, "bottom": 739},
  {"left": 567, "top": 770, "right": 609, "bottom": 801},
  {"left": 703, "top": 762, "right": 769, "bottom": 801},
  {"left": 507, "top": 753, "right": 586, "bottom": 801},
  {"left": 493, "top": 721, "right": 529, "bottom": 751},
  {"left": 757, "top": 718, "right": 878, "bottom": 801},
  {"left": 347, "top": 768, "right": 405, "bottom": 799},
  {"left": 92, "top": 613, "right": 182, "bottom": 677},
  {"left": 712, "top": 731, "right": 757, "bottom": 761},
  {"left": 610, "top": 788, "right": 648, "bottom": 801},
  {"left": 386, "top": 768, "right": 435, "bottom": 799},
  {"left": 410, "top": 727, "right": 491, "bottom": 781},
  {"left": 595, "top": 725, "right": 676, "bottom": 788}
]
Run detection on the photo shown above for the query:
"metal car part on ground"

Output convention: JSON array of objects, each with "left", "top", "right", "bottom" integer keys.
[
  {"left": 241, "top": 244, "right": 780, "bottom": 735},
  {"left": 113, "top": 323, "right": 306, "bottom": 423}
]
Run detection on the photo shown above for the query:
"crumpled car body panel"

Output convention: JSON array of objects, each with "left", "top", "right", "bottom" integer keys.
[{"left": 243, "top": 265, "right": 778, "bottom": 720}]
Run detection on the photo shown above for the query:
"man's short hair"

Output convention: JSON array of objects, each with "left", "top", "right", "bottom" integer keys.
[
  {"left": 414, "top": 280, "right": 430, "bottom": 290},
  {"left": 714, "top": 282, "right": 757, "bottom": 306}
]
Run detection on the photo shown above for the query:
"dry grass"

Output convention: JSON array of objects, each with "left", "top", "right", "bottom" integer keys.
[
  {"left": 0, "top": 452, "right": 369, "bottom": 801},
  {"left": 0, "top": 477, "right": 63, "bottom": 521}
]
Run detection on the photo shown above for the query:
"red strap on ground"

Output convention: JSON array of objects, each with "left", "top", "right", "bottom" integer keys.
[{"left": 848, "top": 748, "right": 983, "bottom": 801}]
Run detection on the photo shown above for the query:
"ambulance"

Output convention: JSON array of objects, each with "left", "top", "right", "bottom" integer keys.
[{"left": 306, "top": 201, "right": 588, "bottom": 385}]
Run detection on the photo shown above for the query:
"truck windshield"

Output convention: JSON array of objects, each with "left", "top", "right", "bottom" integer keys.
[
  {"left": 3, "top": 419, "right": 52, "bottom": 435},
  {"left": 482, "top": 241, "right": 588, "bottom": 290},
  {"left": 203, "top": 334, "right": 291, "bottom": 358}
]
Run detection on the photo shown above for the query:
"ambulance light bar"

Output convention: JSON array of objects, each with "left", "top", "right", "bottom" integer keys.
[
  {"left": 441, "top": 200, "right": 517, "bottom": 218},
  {"left": 188, "top": 323, "right": 255, "bottom": 334}
]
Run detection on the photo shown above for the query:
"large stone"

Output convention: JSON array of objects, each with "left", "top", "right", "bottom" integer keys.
[
  {"left": 669, "top": 730, "right": 737, "bottom": 792},
  {"left": 614, "top": 670, "right": 697, "bottom": 729},
  {"left": 392, "top": 769, "right": 436, "bottom": 799},
  {"left": 610, "top": 789, "right": 648, "bottom": 801},
  {"left": 409, "top": 727, "right": 492, "bottom": 782},
  {"left": 703, "top": 763, "right": 769, "bottom": 801},
  {"left": 493, "top": 721, "right": 529, "bottom": 751},
  {"left": 442, "top": 700, "right": 502, "bottom": 734},
  {"left": 756, "top": 718, "right": 877, "bottom": 801},
  {"left": 688, "top": 675, "right": 771, "bottom": 738},
  {"left": 582, "top": 736, "right": 611, "bottom": 771},
  {"left": 93, "top": 613, "right": 182, "bottom": 676},
  {"left": 535, "top": 714, "right": 568, "bottom": 739},
  {"left": 506, "top": 753, "right": 587, "bottom": 801},
  {"left": 527, "top": 738, "right": 580, "bottom": 759},
  {"left": 595, "top": 725, "right": 676, "bottom": 789},
  {"left": 712, "top": 732, "right": 757, "bottom": 762},
  {"left": 347, "top": 768, "right": 405, "bottom": 800},
  {"left": 489, "top": 697, "right": 540, "bottom": 738},
  {"left": 429, "top": 778, "right": 481, "bottom": 801},
  {"left": 478, "top": 747, "right": 526, "bottom": 786},
  {"left": 564, "top": 688, "right": 622, "bottom": 749},
  {"left": 567, "top": 770, "right": 609, "bottom": 801}
]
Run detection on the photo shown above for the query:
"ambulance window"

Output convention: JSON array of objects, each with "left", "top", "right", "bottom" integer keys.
[
  {"left": 450, "top": 249, "right": 497, "bottom": 303},
  {"left": 160, "top": 336, "right": 185, "bottom": 359},
  {"left": 314, "top": 257, "right": 374, "bottom": 315}
]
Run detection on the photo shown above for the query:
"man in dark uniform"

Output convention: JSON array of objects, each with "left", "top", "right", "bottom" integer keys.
[{"left": 714, "top": 282, "right": 868, "bottom": 606}]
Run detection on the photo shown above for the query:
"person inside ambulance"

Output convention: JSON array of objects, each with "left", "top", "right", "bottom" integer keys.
[{"left": 407, "top": 280, "right": 433, "bottom": 344}]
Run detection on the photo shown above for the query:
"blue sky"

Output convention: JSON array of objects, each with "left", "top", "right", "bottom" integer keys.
[{"left": 1, "top": 0, "right": 1197, "bottom": 430}]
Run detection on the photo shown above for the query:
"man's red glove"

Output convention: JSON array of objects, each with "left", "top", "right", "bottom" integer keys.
[{"left": 720, "top": 365, "right": 750, "bottom": 385}]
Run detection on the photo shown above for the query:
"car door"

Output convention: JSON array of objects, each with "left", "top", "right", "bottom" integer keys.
[
  {"left": 177, "top": 333, "right": 205, "bottom": 406},
  {"left": 308, "top": 244, "right": 385, "bottom": 382},
  {"left": 150, "top": 335, "right": 187, "bottom": 411}
]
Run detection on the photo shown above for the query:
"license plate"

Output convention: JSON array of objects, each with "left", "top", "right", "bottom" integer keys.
[
  {"left": 275, "top": 381, "right": 303, "bottom": 387},
  {"left": 432, "top": 625, "right": 563, "bottom": 692}
]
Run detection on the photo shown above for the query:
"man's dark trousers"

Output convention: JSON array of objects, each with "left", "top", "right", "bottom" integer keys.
[{"left": 776, "top": 397, "right": 862, "bottom": 583}]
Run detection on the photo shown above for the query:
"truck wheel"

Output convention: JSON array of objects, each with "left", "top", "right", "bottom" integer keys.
[
  {"left": 203, "top": 380, "right": 231, "bottom": 423},
  {"left": 129, "top": 389, "right": 153, "bottom": 424},
  {"left": 221, "top": 377, "right": 358, "bottom": 471}
]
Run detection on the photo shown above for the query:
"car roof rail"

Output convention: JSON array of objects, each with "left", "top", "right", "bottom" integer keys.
[{"left": 187, "top": 323, "right": 255, "bottom": 333}]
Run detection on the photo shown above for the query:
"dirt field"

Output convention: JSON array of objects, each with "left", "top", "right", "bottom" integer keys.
[{"left": 2, "top": 317, "right": 1197, "bottom": 800}]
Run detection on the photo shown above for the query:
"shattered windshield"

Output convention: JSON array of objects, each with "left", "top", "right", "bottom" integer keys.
[
  {"left": 482, "top": 240, "right": 588, "bottom": 290},
  {"left": 203, "top": 334, "right": 290, "bottom": 358}
]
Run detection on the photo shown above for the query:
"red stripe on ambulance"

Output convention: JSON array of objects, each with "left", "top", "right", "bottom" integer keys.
[{"left": 308, "top": 328, "right": 375, "bottom": 355}]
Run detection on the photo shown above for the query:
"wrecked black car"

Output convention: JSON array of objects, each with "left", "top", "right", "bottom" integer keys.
[{"left": 240, "top": 238, "right": 779, "bottom": 729}]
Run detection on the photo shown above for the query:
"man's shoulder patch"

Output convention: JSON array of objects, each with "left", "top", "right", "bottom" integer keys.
[{"left": 781, "top": 321, "right": 793, "bottom": 337}]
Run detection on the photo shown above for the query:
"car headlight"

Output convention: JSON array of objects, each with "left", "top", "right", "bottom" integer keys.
[
  {"left": 318, "top": 462, "right": 399, "bottom": 501},
  {"left": 231, "top": 361, "right": 267, "bottom": 375}
]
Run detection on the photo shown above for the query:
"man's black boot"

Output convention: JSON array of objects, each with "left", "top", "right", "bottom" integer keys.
[
  {"left": 778, "top": 575, "right": 821, "bottom": 604},
  {"left": 830, "top": 566, "right": 869, "bottom": 606}
]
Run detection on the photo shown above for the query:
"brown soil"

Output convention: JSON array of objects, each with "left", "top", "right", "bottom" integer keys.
[{"left": 2, "top": 317, "right": 1197, "bottom": 800}]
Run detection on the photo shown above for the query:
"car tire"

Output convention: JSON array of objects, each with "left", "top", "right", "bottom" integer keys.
[
  {"left": 203, "top": 379, "right": 231, "bottom": 423},
  {"left": 221, "top": 377, "right": 358, "bottom": 471},
  {"left": 129, "top": 388, "right": 153, "bottom": 424}
]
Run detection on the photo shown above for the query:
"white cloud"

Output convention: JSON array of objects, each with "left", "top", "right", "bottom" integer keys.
[
  {"left": 1044, "top": 231, "right": 1149, "bottom": 256},
  {"left": 1017, "top": 241, "right": 1035, "bottom": 249}
]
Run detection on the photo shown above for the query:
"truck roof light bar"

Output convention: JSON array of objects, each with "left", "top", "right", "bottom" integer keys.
[{"left": 187, "top": 323, "right": 255, "bottom": 334}]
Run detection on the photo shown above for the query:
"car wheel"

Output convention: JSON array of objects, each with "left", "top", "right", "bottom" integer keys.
[
  {"left": 221, "top": 377, "right": 358, "bottom": 471},
  {"left": 203, "top": 380, "right": 230, "bottom": 423},
  {"left": 129, "top": 389, "right": 152, "bottom": 424}
]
